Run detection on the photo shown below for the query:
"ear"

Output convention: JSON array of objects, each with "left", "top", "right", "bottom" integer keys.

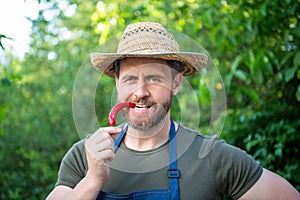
[
  {"left": 114, "top": 73, "right": 120, "bottom": 92},
  {"left": 172, "top": 73, "right": 182, "bottom": 95}
]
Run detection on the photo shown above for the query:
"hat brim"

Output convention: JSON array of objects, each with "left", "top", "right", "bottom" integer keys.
[{"left": 90, "top": 52, "right": 208, "bottom": 78}]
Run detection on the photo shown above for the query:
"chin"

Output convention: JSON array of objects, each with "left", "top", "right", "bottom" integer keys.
[
  {"left": 122, "top": 102, "right": 171, "bottom": 130},
  {"left": 127, "top": 113, "right": 168, "bottom": 131}
]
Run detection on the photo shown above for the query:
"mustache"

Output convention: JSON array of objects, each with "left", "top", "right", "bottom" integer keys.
[{"left": 129, "top": 96, "right": 154, "bottom": 106}]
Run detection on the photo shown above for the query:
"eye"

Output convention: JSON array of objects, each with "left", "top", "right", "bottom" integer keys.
[
  {"left": 147, "top": 75, "right": 162, "bottom": 83},
  {"left": 150, "top": 78, "right": 160, "bottom": 83},
  {"left": 122, "top": 76, "right": 137, "bottom": 83}
]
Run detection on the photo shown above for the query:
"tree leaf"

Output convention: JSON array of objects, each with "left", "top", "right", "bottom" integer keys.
[
  {"left": 231, "top": 55, "right": 243, "bottom": 72},
  {"left": 241, "top": 86, "right": 259, "bottom": 102},
  {"left": 296, "top": 84, "right": 300, "bottom": 102},
  {"left": 284, "top": 66, "right": 296, "bottom": 82},
  {"left": 293, "top": 51, "right": 300, "bottom": 67},
  {"left": 235, "top": 69, "right": 247, "bottom": 81}
]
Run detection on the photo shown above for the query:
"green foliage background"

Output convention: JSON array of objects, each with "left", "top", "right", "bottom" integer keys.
[{"left": 0, "top": 0, "right": 299, "bottom": 199}]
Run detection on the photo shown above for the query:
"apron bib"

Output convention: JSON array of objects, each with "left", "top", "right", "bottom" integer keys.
[{"left": 96, "top": 119, "right": 180, "bottom": 200}]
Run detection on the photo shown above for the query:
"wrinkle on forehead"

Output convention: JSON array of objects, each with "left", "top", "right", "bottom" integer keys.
[{"left": 119, "top": 57, "right": 171, "bottom": 78}]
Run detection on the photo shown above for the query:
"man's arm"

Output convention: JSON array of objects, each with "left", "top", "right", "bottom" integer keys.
[
  {"left": 46, "top": 126, "right": 122, "bottom": 200},
  {"left": 46, "top": 174, "right": 104, "bottom": 200},
  {"left": 239, "top": 168, "right": 300, "bottom": 200}
]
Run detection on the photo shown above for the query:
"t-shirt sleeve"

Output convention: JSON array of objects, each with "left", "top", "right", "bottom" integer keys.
[
  {"left": 55, "top": 139, "right": 88, "bottom": 188},
  {"left": 208, "top": 140, "right": 263, "bottom": 199}
]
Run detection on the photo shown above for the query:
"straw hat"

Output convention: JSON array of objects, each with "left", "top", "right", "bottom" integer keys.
[{"left": 90, "top": 22, "right": 208, "bottom": 77}]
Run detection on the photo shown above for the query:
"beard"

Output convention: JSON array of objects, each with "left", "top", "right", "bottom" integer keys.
[{"left": 122, "top": 95, "right": 172, "bottom": 131}]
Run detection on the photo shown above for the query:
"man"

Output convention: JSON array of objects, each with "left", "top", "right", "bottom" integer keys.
[{"left": 46, "top": 22, "right": 299, "bottom": 199}]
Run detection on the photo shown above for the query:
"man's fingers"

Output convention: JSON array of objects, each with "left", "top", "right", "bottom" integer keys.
[
  {"left": 91, "top": 127, "right": 122, "bottom": 142},
  {"left": 86, "top": 127, "right": 121, "bottom": 144},
  {"left": 95, "top": 127, "right": 122, "bottom": 135}
]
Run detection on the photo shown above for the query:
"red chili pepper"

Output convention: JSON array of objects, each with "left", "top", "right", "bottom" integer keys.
[{"left": 108, "top": 102, "right": 136, "bottom": 126}]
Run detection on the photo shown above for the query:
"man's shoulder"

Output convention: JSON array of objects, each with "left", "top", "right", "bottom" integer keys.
[
  {"left": 177, "top": 124, "right": 220, "bottom": 158},
  {"left": 63, "top": 134, "right": 92, "bottom": 160},
  {"left": 178, "top": 124, "right": 219, "bottom": 144},
  {"left": 178, "top": 124, "right": 245, "bottom": 159}
]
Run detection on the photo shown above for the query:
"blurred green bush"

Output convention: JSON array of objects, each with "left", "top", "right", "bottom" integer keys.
[{"left": 0, "top": 0, "right": 299, "bottom": 199}]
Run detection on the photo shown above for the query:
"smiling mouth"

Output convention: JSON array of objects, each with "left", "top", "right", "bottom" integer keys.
[{"left": 134, "top": 104, "right": 151, "bottom": 109}]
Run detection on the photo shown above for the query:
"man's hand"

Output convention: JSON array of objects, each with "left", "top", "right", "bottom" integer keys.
[{"left": 84, "top": 127, "right": 122, "bottom": 187}]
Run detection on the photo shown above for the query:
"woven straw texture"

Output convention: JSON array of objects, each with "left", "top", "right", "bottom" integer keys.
[{"left": 91, "top": 22, "right": 208, "bottom": 77}]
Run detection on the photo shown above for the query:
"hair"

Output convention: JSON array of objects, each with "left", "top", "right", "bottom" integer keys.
[{"left": 113, "top": 59, "right": 182, "bottom": 78}]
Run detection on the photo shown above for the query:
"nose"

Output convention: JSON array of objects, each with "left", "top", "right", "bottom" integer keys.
[{"left": 132, "top": 82, "right": 150, "bottom": 101}]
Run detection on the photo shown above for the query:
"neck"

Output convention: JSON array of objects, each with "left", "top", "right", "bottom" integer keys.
[{"left": 125, "top": 116, "right": 173, "bottom": 151}]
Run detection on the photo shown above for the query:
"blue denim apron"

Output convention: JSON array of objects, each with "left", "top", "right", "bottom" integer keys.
[{"left": 96, "top": 119, "right": 180, "bottom": 200}]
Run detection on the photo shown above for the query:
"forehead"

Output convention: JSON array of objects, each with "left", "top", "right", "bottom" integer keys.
[{"left": 119, "top": 57, "right": 170, "bottom": 75}]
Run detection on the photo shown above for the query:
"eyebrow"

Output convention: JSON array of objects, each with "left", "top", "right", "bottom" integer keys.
[
  {"left": 145, "top": 74, "right": 165, "bottom": 80},
  {"left": 120, "top": 73, "right": 165, "bottom": 81}
]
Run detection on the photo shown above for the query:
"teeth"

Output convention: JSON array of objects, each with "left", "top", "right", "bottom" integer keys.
[{"left": 136, "top": 105, "right": 148, "bottom": 108}]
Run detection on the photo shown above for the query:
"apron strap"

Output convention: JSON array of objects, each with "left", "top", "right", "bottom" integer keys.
[
  {"left": 114, "top": 124, "right": 128, "bottom": 152},
  {"left": 168, "top": 119, "right": 180, "bottom": 200}
]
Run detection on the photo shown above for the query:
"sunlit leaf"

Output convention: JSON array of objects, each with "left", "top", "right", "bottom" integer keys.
[
  {"left": 234, "top": 69, "right": 247, "bottom": 81},
  {"left": 284, "top": 66, "right": 296, "bottom": 83},
  {"left": 296, "top": 84, "right": 300, "bottom": 102}
]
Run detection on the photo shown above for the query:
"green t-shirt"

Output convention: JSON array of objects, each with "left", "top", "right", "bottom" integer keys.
[{"left": 56, "top": 125, "right": 262, "bottom": 200}]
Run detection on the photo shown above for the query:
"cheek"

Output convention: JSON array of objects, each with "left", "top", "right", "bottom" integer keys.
[
  {"left": 152, "top": 87, "right": 172, "bottom": 100},
  {"left": 117, "top": 86, "right": 133, "bottom": 101},
  {"left": 157, "top": 82, "right": 173, "bottom": 93}
]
